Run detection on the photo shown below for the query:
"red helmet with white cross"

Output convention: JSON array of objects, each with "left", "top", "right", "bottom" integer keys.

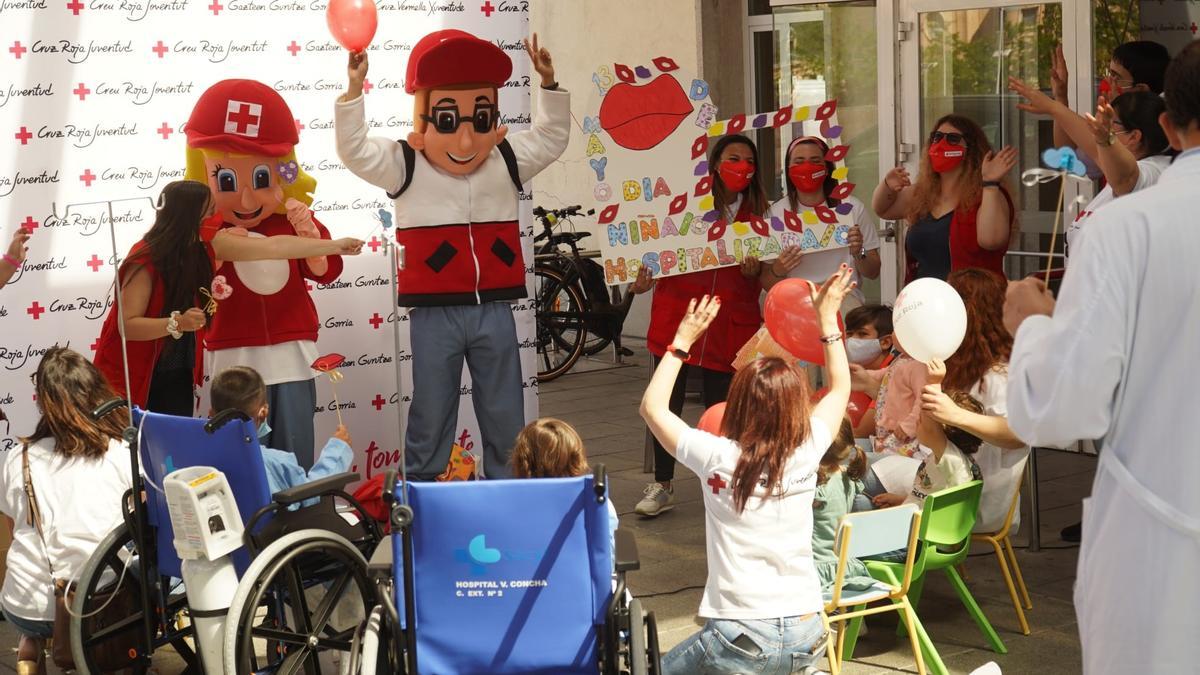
[{"left": 186, "top": 79, "right": 298, "bottom": 156}]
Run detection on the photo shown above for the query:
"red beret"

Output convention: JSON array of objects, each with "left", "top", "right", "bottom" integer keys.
[
  {"left": 406, "top": 29, "right": 513, "bottom": 94},
  {"left": 186, "top": 79, "right": 298, "bottom": 157}
]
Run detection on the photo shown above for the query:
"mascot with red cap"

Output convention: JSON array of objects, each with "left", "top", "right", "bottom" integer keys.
[
  {"left": 335, "top": 32, "right": 569, "bottom": 480},
  {"left": 187, "top": 79, "right": 344, "bottom": 468}
]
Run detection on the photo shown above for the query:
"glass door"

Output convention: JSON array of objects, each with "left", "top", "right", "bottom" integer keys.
[
  {"left": 898, "top": 0, "right": 1089, "bottom": 280},
  {"left": 770, "top": 1, "right": 898, "bottom": 302}
]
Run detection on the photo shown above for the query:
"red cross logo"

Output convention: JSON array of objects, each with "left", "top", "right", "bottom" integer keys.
[
  {"left": 287, "top": 41, "right": 301, "bottom": 56},
  {"left": 224, "top": 101, "right": 262, "bottom": 137},
  {"left": 21, "top": 216, "right": 37, "bottom": 231},
  {"left": 152, "top": 40, "right": 168, "bottom": 58},
  {"left": 480, "top": 0, "right": 495, "bottom": 16},
  {"left": 207, "top": 0, "right": 222, "bottom": 14},
  {"left": 26, "top": 302, "right": 45, "bottom": 320},
  {"left": 1192, "top": 22, "right": 1198, "bottom": 35},
  {"left": 294, "top": 118, "right": 304, "bottom": 133},
  {"left": 86, "top": 254, "right": 104, "bottom": 272},
  {"left": 367, "top": 237, "right": 382, "bottom": 253},
  {"left": 79, "top": 169, "right": 96, "bottom": 186},
  {"left": 361, "top": 79, "right": 373, "bottom": 94},
  {"left": 707, "top": 472, "right": 728, "bottom": 495},
  {"left": 73, "top": 83, "right": 90, "bottom": 101},
  {"left": 9, "top": 41, "right": 26, "bottom": 59},
  {"left": 157, "top": 122, "right": 173, "bottom": 140},
  {"left": 66, "top": 0, "right": 83, "bottom": 14},
  {"left": 368, "top": 313, "right": 384, "bottom": 329},
  {"left": 90, "top": 338, "right": 100, "bottom": 351},
  {"left": 371, "top": 394, "right": 386, "bottom": 411},
  {"left": 14, "top": 127, "right": 32, "bottom": 145}
]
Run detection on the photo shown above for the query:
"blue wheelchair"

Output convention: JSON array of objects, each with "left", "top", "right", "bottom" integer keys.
[
  {"left": 70, "top": 403, "right": 382, "bottom": 674},
  {"left": 347, "top": 468, "right": 662, "bottom": 675}
]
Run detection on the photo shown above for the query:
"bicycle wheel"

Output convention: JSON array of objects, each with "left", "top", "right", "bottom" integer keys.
[{"left": 534, "top": 265, "right": 586, "bottom": 381}]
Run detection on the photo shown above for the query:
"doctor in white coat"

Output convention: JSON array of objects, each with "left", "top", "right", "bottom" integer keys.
[{"left": 1003, "top": 40, "right": 1200, "bottom": 675}]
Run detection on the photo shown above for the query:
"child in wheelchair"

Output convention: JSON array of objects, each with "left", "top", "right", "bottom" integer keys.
[
  {"left": 511, "top": 417, "right": 620, "bottom": 561},
  {"left": 210, "top": 366, "right": 353, "bottom": 505}
]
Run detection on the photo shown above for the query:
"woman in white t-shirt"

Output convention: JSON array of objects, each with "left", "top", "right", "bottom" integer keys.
[
  {"left": 0, "top": 347, "right": 133, "bottom": 674},
  {"left": 919, "top": 269, "right": 1028, "bottom": 533},
  {"left": 762, "top": 136, "right": 881, "bottom": 310},
  {"left": 640, "top": 266, "right": 855, "bottom": 674}
]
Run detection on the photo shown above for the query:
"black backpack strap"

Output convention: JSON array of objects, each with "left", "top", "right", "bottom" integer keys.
[
  {"left": 497, "top": 138, "right": 523, "bottom": 194},
  {"left": 386, "top": 140, "right": 417, "bottom": 200}
]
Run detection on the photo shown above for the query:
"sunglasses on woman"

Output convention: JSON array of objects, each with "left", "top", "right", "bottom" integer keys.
[
  {"left": 929, "top": 131, "right": 965, "bottom": 146},
  {"left": 421, "top": 103, "right": 499, "bottom": 134}
]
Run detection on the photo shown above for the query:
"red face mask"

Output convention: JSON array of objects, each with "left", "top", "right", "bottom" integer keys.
[
  {"left": 788, "top": 162, "right": 827, "bottom": 193},
  {"left": 718, "top": 160, "right": 754, "bottom": 193},
  {"left": 928, "top": 139, "right": 966, "bottom": 173},
  {"left": 1098, "top": 78, "right": 1124, "bottom": 100}
]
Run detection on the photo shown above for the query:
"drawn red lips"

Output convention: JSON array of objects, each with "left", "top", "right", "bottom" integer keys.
[{"left": 599, "top": 74, "right": 693, "bottom": 151}]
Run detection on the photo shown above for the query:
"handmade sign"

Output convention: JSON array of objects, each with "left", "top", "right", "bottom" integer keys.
[
  {"left": 311, "top": 353, "right": 347, "bottom": 426},
  {"left": 588, "top": 57, "right": 855, "bottom": 284}
]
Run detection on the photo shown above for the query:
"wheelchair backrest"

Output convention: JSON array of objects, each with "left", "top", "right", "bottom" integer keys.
[
  {"left": 134, "top": 408, "right": 271, "bottom": 578},
  {"left": 396, "top": 476, "right": 612, "bottom": 674}
]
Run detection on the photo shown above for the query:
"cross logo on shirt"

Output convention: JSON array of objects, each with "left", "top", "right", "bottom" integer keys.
[
  {"left": 706, "top": 472, "right": 728, "bottom": 495},
  {"left": 224, "top": 100, "right": 262, "bottom": 137}
]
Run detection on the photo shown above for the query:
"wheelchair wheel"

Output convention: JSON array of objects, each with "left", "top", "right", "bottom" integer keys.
[
  {"left": 70, "top": 521, "right": 198, "bottom": 674},
  {"left": 224, "top": 529, "right": 376, "bottom": 675},
  {"left": 627, "top": 598, "right": 647, "bottom": 675}
]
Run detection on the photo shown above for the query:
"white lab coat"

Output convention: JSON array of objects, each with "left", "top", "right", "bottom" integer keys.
[{"left": 1007, "top": 148, "right": 1200, "bottom": 674}]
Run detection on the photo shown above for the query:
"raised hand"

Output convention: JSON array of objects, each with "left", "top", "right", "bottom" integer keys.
[
  {"left": 812, "top": 265, "right": 855, "bottom": 323},
  {"left": 7, "top": 227, "right": 31, "bottom": 264},
  {"left": 523, "top": 33, "right": 555, "bottom": 87},
  {"left": 334, "top": 424, "right": 353, "bottom": 446},
  {"left": 1084, "top": 96, "right": 1118, "bottom": 145},
  {"left": 1008, "top": 77, "right": 1058, "bottom": 116},
  {"left": 1051, "top": 44, "right": 1069, "bottom": 101},
  {"left": 346, "top": 51, "right": 369, "bottom": 98},
  {"left": 981, "top": 146, "right": 1017, "bottom": 182},
  {"left": 884, "top": 166, "right": 911, "bottom": 192},
  {"left": 672, "top": 295, "right": 720, "bottom": 352}
]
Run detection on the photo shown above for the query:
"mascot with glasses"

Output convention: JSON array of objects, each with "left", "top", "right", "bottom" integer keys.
[{"left": 335, "top": 30, "right": 569, "bottom": 480}]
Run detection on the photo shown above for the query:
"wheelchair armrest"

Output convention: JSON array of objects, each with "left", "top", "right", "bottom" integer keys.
[
  {"left": 272, "top": 471, "right": 360, "bottom": 505},
  {"left": 614, "top": 527, "right": 640, "bottom": 573}
]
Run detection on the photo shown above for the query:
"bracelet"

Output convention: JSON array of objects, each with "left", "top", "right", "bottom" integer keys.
[
  {"left": 819, "top": 333, "right": 842, "bottom": 345},
  {"left": 0, "top": 253, "right": 18, "bottom": 268},
  {"left": 166, "top": 311, "right": 183, "bottom": 340},
  {"left": 982, "top": 180, "right": 1001, "bottom": 188},
  {"left": 541, "top": 81, "right": 559, "bottom": 91}
]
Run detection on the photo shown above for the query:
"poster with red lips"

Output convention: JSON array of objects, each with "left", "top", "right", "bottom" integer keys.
[{"left": 588, "top": 57, "right": 857, "bottom": 286}]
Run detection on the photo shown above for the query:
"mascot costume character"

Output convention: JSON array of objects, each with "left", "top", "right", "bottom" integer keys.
[
  {"left": 334, "top": 31, "right": 569, "bottom": 480},
  {"left": 186, "top": 79, "right": 344, "bottom": 468}
]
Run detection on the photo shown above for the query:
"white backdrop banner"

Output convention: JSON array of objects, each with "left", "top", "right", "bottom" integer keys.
[{"left": 0, "top": 0, "right": 539, "bottom": 484}]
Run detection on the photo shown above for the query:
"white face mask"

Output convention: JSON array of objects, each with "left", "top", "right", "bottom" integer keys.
[{"left": 845, "top": 337, "right": 884, "bottom": 365}]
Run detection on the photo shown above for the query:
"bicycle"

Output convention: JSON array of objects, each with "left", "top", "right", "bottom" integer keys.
[{"left": 532, "top": 204, "right": 636, "bottom": 382}]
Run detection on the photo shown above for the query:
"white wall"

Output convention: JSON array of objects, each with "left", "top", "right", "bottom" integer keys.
[{"left": 529, "top": 0, "right": 702, "bottom": 339}]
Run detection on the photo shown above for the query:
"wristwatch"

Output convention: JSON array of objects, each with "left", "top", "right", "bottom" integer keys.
[{"left": 666, "top": 344, "right": 690, "bottom": 360}]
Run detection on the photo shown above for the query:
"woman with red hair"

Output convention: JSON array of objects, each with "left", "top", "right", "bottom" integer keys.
[
  {"left": 873, "top": 114, "right": 1018, "bottom": 282},
  {"left": 920, "top": 268, "right": 1028, "bottom": 532},
  {"left": 640, "top": 266, "right": 854, "bottom": 674}
]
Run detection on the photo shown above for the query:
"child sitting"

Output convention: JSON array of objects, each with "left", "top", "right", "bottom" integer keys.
[
  {"left": 209, "top": 366, "right": 353, "bottom": 500},
  {"left": 811, "top": 419, "right": 875, "bottom": 592},
  {"left": 511, "top": 418, "right": 619, "bottom": 560},
  {"left": 872, "top": 358, "right": 983, "bottom": 509}
]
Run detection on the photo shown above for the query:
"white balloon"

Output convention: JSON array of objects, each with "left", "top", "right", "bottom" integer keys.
[{"left": 892, "top": 278, "right": 967, "bottom": 363}]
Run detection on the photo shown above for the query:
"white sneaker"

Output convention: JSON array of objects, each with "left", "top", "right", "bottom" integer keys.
[{"left": 634, "top": 482, "right": 675, "bottom": 516}]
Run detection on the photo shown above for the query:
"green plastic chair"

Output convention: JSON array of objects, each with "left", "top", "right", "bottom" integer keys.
[{"left": 840, "top": 480, "right": 1005, "bottom": 675}]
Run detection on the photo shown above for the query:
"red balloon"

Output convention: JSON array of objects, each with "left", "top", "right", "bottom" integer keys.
[
  {"left": 812, "top": 387, "right": 873, "bottom": 427},
  {"left": 763, "top": 279, "right": 843, "bottom": 365},
  {"left": 327, "top": 0, "right": 378, "bottom": 52},
  {"left": 698, "top": 402, "right": 726, "bottom": 436}
]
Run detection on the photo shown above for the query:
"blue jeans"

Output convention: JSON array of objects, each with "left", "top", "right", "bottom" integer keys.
[
  {"left": 663, "top": 615, "right": 827, "bottom": 674},
  {"left": 3, "top": 610, "right": 53, "bottom": 639}
]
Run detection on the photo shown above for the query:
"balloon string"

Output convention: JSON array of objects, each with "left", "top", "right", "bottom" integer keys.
[{"left": 1044, "top": 174, "right": 1066, "bottom": 283}]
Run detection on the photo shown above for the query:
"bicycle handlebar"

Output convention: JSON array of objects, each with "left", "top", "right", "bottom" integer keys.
[{"left": 534, "top": 204, "right": 595, "bottom": 220}]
